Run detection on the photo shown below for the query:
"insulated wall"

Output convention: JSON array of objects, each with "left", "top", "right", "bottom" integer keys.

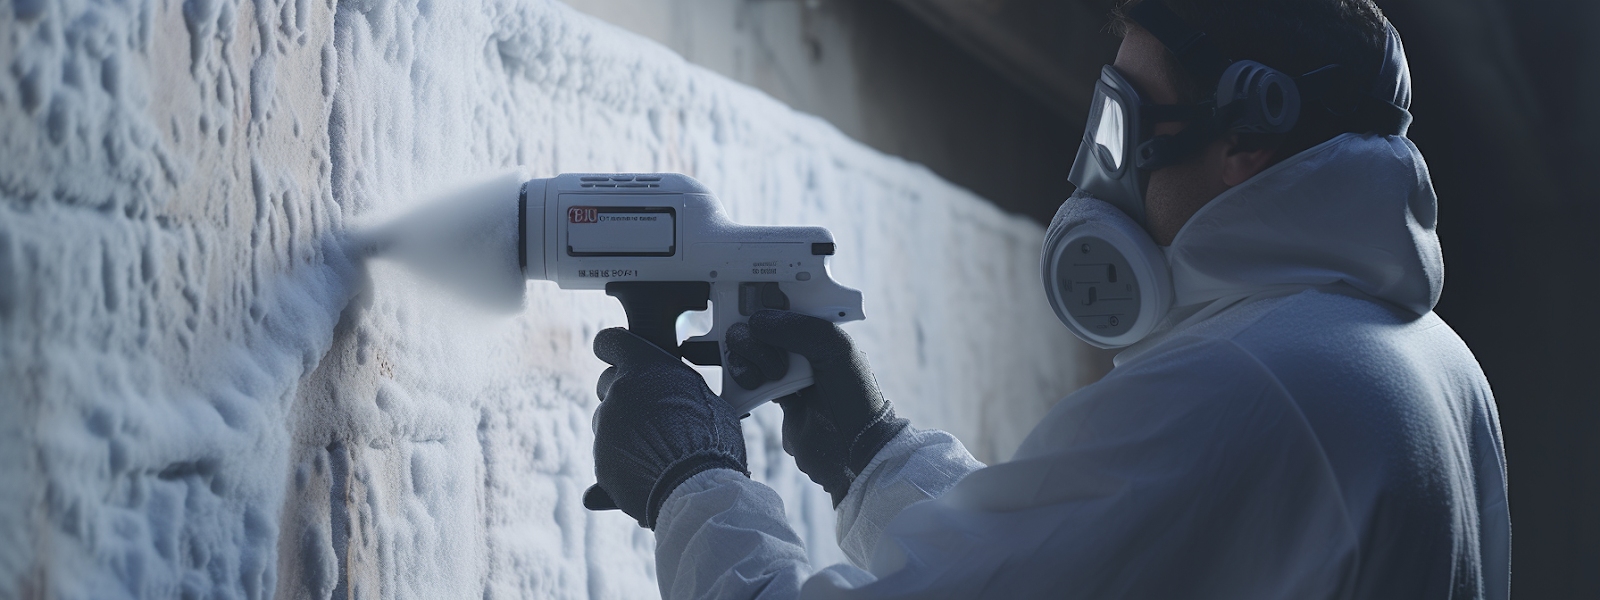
[{"left": 0, "top": 1, "right": 1091, "bottom": 598}]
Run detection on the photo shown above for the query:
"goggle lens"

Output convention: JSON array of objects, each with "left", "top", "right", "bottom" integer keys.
[{"left": 1093, "top": 94, "right": 1126, "bottom": 170}]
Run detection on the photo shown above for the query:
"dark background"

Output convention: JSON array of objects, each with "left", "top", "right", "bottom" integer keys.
[
  {"left": 1388, "top": 2, "right": 1600, "bottom": 597},
  {"left": 876, "top": 0, "right": 1599, "bottom": 597}
]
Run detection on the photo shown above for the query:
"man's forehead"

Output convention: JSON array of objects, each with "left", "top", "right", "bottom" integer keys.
[{"left": 1112, "top": 27, "right": 1182, "bottom": 105}]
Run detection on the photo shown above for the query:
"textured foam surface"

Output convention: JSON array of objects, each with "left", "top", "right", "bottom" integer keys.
[{"left": 0, "top": 1, "right": 1089, "bottom": 598}]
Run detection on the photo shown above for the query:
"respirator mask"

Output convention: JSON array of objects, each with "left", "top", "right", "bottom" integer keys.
[{"left": 1044, "top": 1, "right": 1414, "bottom": 348}]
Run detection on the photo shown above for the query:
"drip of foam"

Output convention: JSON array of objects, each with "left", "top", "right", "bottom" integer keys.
[{"left": 352, "top": 169, "right": 531, "bottom": 313}]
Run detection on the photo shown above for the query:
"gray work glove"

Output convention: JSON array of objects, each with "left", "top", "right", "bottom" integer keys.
[
  {"left": 725, "top": 310, "right": 909, "bottom": 507},
  {"left": 584, "top": 328, "right": 748, "bottom": 529}
]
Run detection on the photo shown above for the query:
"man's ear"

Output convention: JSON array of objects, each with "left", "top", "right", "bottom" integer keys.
[{"left": 1220, "top": 133, "right": 1281, "bottom": 187}]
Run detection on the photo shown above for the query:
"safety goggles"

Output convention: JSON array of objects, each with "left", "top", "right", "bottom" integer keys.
[{"left": 1068, "top": 65, "right": 1213, "bottom": 226}]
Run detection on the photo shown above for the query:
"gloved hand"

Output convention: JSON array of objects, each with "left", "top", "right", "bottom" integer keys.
[
  {"left": 585, "top": 328, "right": 748, "bottom": 529},
  {"left": 725, "top": 310, "right": 909, "bottom": 507}
]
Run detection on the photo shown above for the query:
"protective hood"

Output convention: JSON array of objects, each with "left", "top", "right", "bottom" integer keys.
[
  {"left": 1374, "top": 22, "right": 1414, "bottom": 113},
  {"left": 1166, "top": 132, "right": 1442, "bottom": 316}
]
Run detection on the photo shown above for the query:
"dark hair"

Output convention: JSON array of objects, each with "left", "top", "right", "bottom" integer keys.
[{"left": 1113, "top": 0, "right": 1390, "bottom": 157}]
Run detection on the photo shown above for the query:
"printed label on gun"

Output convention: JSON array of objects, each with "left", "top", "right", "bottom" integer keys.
[
  {"left": 750, "top": 260, "right": 781, "bottom": 275},
  {"left": 577, "top": 269, "right": 639, "bottom": 278},
  {"left": 566, "top": 206, "right": 676, "bottom": 256}
]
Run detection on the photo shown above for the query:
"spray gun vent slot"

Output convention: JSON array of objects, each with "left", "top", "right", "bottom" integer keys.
[{"left": 578, "top": 174, "right": 662, "bottom": 188}]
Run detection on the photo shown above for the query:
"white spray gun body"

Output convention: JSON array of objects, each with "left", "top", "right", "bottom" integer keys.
[{"left": 520, "top": 173, "right": 864, "bottom": 417}]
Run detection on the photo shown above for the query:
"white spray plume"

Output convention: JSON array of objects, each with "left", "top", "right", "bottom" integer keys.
[{"left": 351, "top": 168, "right": 530, "bottom": 313}]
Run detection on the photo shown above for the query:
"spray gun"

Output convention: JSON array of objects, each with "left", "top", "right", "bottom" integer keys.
[
  {"left": 361, "top": 171, "right": 861, "bottom": 515},
  {"left": 519, "top": 173, "right": 865, "bottom": 418}
]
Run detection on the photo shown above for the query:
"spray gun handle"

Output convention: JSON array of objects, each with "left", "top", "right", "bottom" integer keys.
[
  {"left": 584, "top": 282, "right": 713, "bottom": 514},
  {"left": 687, "top": 280, "right": 861, "bottom": 416},
  {"left": 719, "top": 357, "right": 816, "bottom": 416}
]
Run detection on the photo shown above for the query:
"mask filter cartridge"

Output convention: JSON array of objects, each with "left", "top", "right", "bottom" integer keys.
[{"left": 1041, "top": 193, "right": 1174, "bottom": 348}]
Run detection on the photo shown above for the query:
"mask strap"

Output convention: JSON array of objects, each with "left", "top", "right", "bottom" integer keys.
[{"left": 1136, "top": 120, "right": 1220, "bottom": 171}]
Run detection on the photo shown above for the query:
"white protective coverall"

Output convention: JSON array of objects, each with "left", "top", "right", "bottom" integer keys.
[{"left": 653, "top": 132, "right": 1511, "bottom": 599}]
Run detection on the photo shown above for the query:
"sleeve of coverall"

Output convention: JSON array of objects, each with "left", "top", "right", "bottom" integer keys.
[
  {"left": 661, "top": 339, "right": 1359, "bottom": 599},
  {"left": 652, "top": 427, "right": 983, "bottom": 600},
  {"left": 833, "top": 427, "right": 986, "bottom": 567}
]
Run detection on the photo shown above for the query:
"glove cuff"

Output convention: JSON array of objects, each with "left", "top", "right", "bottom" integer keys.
[
  {"left": 840, "top": 410, "right": 910, "bottom": 503},
  {"left": 644, "top": 452, "right": 750, "bottom": 529}
]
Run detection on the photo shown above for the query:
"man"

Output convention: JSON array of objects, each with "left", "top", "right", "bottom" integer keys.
[{"left": 585, "top": 0, "right": 1510, "bottom": 597}]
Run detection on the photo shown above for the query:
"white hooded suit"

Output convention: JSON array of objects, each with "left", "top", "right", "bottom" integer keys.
[{"left": 651, "top": 132, "right": 1511, "bottom": 599}]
